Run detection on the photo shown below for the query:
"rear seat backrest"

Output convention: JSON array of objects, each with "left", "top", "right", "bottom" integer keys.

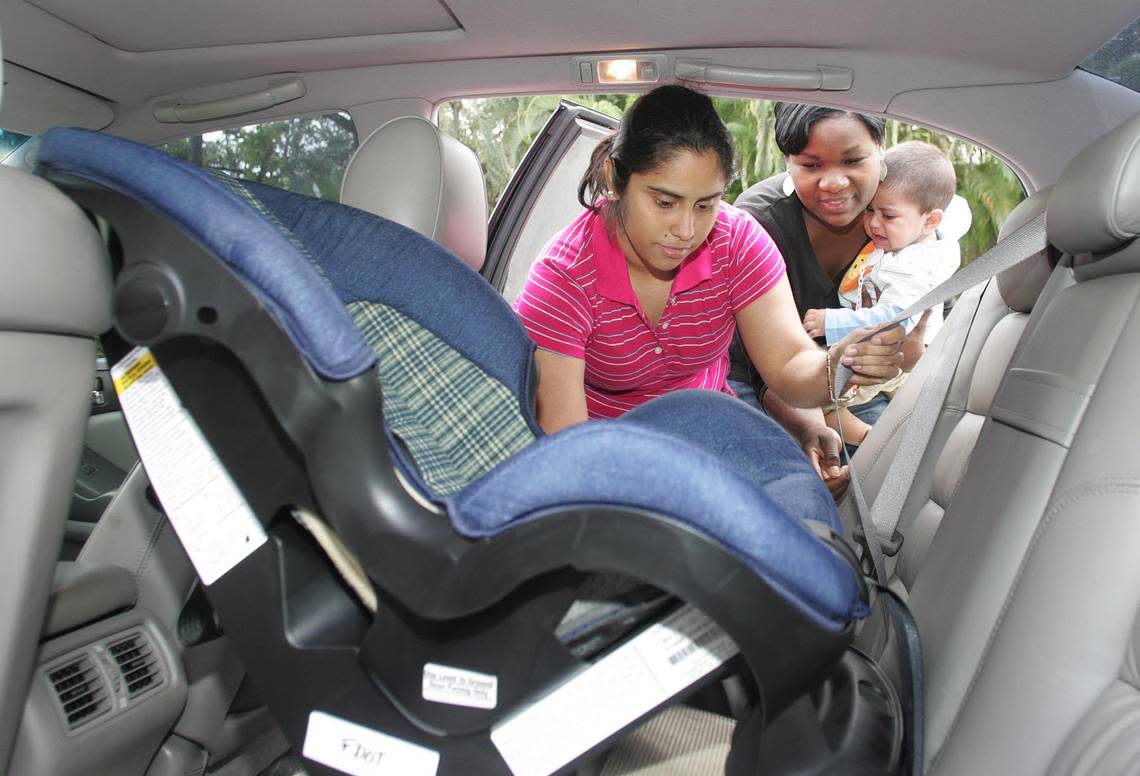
[
  {"left": 340, "top": 115, "right": 489, "bottom": 270},
  {"left": 0, "top": 166, "right": 109, "bottom": 771},
  {"left": 844, "top": 189, "right": 1060, "bottom": 592},
  {"left": 911, "top": 110, "right": 1140, "bottom": 773}
]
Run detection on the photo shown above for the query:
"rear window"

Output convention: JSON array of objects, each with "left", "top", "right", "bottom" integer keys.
[
  {"left": 440, "top": 96, "right": 1025, "bottom": 267},
  {"left": 0, "top": 129, "right": 32, "bottom": 163},
  {"left": 156, "top": 112, "right": 358, "bottom": 199},
  {"left": 1080, "top": 15, "right": 1140, "bottom": 92}
]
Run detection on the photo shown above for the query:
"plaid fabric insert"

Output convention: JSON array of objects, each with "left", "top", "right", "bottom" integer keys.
[
  {"left": 215, "top": 176, "right": 532, "bottom": 498},
  {"left": 350, "top": 301, "right": 535, "bottom": 497}
]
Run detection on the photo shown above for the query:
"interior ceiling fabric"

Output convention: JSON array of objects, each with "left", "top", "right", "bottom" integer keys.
[{"left": 22, "top": 0, "right": 459, "bottom": 51}]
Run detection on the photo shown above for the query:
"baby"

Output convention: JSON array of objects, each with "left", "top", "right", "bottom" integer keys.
[{"left": 802, "top": 140, "right": 961, "bottom": 447}]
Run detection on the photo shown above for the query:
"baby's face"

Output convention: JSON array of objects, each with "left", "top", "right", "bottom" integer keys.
[{"left": 863, "top": 187, "right": 936, "bottom": 252}]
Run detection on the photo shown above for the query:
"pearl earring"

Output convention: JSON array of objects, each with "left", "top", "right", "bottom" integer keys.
[{"left": 606, "top": 189, "right": 617, "bottom": 200}]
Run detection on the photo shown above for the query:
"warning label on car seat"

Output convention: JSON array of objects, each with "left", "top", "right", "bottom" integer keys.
[
  {"left": 422, "top": 662, "right": 498, "bottom": 709},
  {"left": 111, "top": 347, "right": 267, "bottom": 585},
  {"left": 490, "top": 604, "right": 738, "bottom": 776}
]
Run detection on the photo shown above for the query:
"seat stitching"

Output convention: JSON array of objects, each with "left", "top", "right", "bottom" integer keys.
[
  {"left": 930, "top": 476, "right": 1140, "bottom": 771},
  {"left": 129, "top": 505, "right": 167, "bottom": 607},
  {"left": 136, "top": 512, "right": 169, "bottom": 581},
  {"left": 862, "top": 409, "right": 914, "bottom": 473},
  {"left": 944, "top": 416, "right": 982, "bottom": 507}
]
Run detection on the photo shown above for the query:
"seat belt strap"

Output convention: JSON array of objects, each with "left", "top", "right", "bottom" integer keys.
[{"left": 833, "top": 212, "right": 1048, "bottom": 583}]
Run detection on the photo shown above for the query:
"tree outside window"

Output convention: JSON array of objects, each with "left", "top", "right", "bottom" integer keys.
[{"left": 440, "top": 96, "right": 1025, "bottom": 267}]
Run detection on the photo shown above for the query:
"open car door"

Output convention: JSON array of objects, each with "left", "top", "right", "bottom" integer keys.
[{"left": 483, "top": 100, "right": 617, "bottom": 300}]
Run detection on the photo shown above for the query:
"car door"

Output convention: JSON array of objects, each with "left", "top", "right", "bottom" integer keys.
[{"left": 482, "top": 100, "right": 617, "bottom": 300}]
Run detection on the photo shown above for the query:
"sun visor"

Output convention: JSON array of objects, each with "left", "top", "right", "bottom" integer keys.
[{"left": 0, "top": 62, "right": 114, "bottom": 134}]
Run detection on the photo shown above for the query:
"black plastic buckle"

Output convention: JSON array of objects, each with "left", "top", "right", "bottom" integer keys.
[{"left": 853, "top": 523, "right": 905, "bottom": 558}]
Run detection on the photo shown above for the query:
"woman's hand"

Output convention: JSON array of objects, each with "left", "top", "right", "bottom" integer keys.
[
  {"left": 833, "top": 323, "right": 906, "bottom": 388},
  {"left": 799, "top": 422, "right": 849, "bottom": 502}
]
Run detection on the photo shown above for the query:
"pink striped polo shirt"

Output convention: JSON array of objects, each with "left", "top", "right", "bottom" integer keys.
[{"left": 513, "top": 202, "right": 786, "bottom": 419}]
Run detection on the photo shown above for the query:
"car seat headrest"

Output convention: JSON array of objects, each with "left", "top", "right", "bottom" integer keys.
[
  {"left": 0, "top": 166, "right": 110, "bottom": 335},
  {"left": 340, "top": 115, "right": 488, "bottom": 271},
  {"left": 1048, "top": 110, "right": 1140, "bottom": 259},
  {"left": 996, "top": 187, "right": 1053, "bottom": 313}
]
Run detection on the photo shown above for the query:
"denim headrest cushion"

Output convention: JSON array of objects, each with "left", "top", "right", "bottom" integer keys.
[
  {"left": 34, "top": 128, "right": 374, "bottom": 380},
  {"left": 234, "top": 180, "right": 538, "bottom": 406},
  {"left": 453, "top": 413, "right": 865, "bottom": 631}
]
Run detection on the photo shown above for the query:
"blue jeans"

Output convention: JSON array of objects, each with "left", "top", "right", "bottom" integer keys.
[
  {"left": 727, "top": 378, "right": 765, "bottom": 414},
  {"left": 848, "top": 392, "right": 890, "bottom": 426},
  {"left": 842, "top": 392, "right": 890, "bottom": 459}
]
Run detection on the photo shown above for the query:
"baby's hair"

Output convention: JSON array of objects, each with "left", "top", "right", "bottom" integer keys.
[{"left": 881, "top": 141, "right": 956, "bottom": 213}]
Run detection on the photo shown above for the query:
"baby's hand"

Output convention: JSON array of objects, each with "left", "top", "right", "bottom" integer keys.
[{"left": 803, "top": 308, "right": 826, "bottom": 338}]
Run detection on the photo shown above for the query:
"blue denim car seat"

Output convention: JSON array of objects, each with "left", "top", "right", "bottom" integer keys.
[{"left": 36, "top": 127, "right": 875, "bottom": 775}]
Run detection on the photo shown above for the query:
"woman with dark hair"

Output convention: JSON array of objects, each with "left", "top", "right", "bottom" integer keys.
[
  {"left": 512, "top": 86, "right": 903, "bottom": 493},
  {"left": 729, "top": 103, "right": 927, "bottom": 442}
]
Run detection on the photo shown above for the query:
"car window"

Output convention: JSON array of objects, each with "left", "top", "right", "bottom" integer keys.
[
  {"left": 156, "top": 112, "right": 358, "bottom": 200},
  {"left": 443, "top": 95, "right": 1026, "bottom": 289},
  {"left": 1080, "top": 14, "right": 1140, "bottom": 92},
  {"left": 0, "top": 129, "right": 31, "bottom": 163}
]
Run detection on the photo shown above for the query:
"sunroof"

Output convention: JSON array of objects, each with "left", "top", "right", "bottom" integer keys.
[{"left": 1080, "top": 15, "right": 1140, "bottom": 92}]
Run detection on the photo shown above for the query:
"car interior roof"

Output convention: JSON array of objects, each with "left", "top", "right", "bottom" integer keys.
[
  {"left": 3, "top": 0, "right": 1140, "bottom": 190},
  {"left": 4, "top": 0, "right": 1137, "bottom": 95}
]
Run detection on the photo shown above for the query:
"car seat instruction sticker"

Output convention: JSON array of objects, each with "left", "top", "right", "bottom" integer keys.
[
  {"left": 490, "top": 604, "right": 738, "bottom": 776},
  {"left": 111, "top": 347, "right": 267, "bottom": 585},
  {"left": 422, "top": 662, "right": 499, "bottom": 709},
  {"left": 303, "top": 711, "right": 440, "bottom": 776}
]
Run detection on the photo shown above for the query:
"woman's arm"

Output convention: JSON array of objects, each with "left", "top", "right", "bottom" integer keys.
[
  {"left": 533, "top": 348, "right": 589, "bottom": 435},
  {"left": 736, "top": 276, "right": 904, "bottom": 407}
]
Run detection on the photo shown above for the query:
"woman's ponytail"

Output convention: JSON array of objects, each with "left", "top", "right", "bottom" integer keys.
[{"left": 577, "top": 134, "right": 615, "bottom": 212}]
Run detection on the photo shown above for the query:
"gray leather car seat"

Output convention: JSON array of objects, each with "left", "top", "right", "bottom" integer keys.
[
  {"left": 340, "top": 114, "right": 489, "bottom": 270},
  {"left": 596, "top": 190, "right": 1068, "bottom": 776},
  {"left": 0, "top": 161, "right": 111, "bottom": 769},
  {"left": 844, "top": 186, "right": 1065, "bottom": 594},
  {"left": 907, "top": 108, "right": 1140, "bottom": 773}
]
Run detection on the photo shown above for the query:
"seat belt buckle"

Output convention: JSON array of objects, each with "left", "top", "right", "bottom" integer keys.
[{"left": 852, "top": 523, "right": 905, "bottom": 558}]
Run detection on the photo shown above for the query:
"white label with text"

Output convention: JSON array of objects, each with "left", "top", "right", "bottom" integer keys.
[
  {"left": 490, "top": 605, "right": 738, "bottom": 776},
  {"left": 111, "top": 347, "right": 266, "bottom": 585},
  {"left": 422, "top": 662, "right": 498, "bottom": 709},
  {"left": 303, "top": 711, "right": 439, "bottom": 776}
]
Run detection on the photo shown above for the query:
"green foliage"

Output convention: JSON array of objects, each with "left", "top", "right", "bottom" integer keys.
[
  {"left": 440, "top": 94, "right": 638, "bottom": 208},
  {"left": 439, "top": 95, "right": 1026, "bottom": 264},
  {"left": 158, "top": 113, "right": 357, "bottom": 200},
  {"left": 156, "top": 98, "right": 1026, "bottom": 265}
]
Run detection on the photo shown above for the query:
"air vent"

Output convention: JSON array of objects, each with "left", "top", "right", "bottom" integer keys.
[
  {"left": 108, "top": 632, "right": 163, "bottom": 698},
  {"left": 48, "top": 655, "right": 110, "bottom": 729}
]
